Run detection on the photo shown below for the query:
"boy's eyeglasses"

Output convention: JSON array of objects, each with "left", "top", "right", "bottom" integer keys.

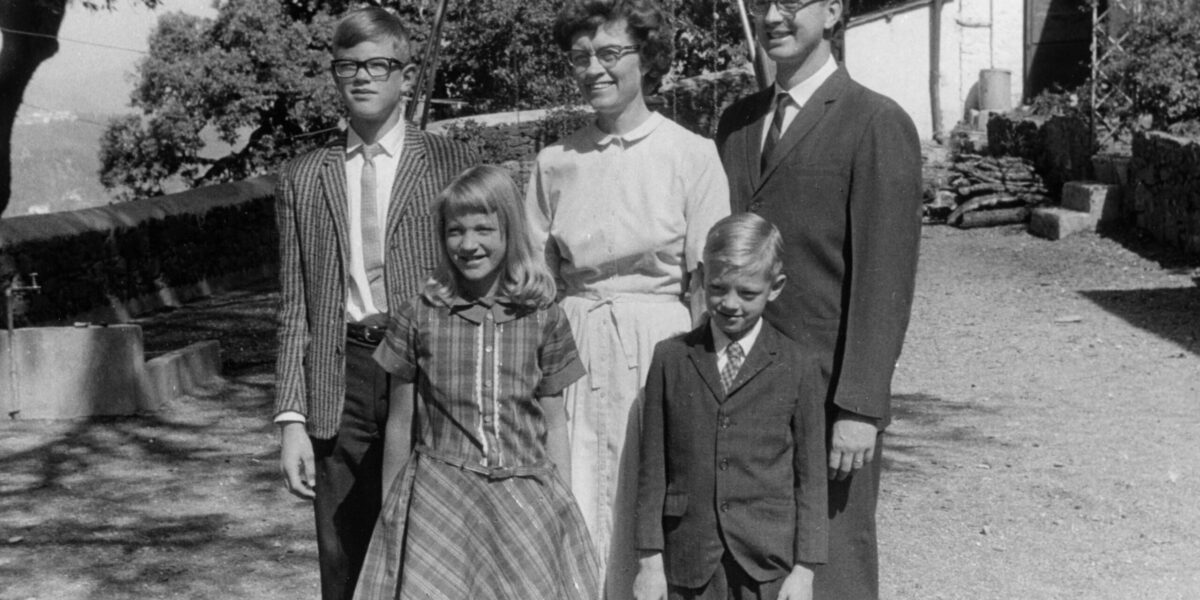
[
  {"left": 330, "top": 58, "right": 405, "bottom": 80},
  {"left": 566, "top": 45, "right": 640, "bottom": 70},
  {"left": 746, "top": 0, "right": 823, "bottom": 17}
]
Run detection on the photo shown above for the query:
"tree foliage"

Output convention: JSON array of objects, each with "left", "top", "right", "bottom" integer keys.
[
  {"left": 1097, "top": 0, "right": 1200, "bottom": 137},
  {"left": 100, "top": 0, "right": 747, "bottom": 199},
  {"left": 100, "top": 0, "right": 340, "bottom": 200}
]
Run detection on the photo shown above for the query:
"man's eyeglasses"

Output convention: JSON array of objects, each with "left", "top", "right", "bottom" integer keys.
[
  {"left": 746, "top": 0, "right": 823, "bottom": 17},
  {"left": 566, "top": 45, "right": 640, "bottom": 70},
  {"left": 330, "top": 58, "right": 405, "bottom": 80}
]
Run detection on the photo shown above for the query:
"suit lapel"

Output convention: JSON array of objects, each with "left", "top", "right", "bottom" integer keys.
[
  {"left": 386, "top": 122, "right": 431, "bottom": 237},
  {"left": 738, "top": 89, "right": 773, "bottom": 191},
  {"left": 724, "top": 325, "right": 779, "bottom": 397},
  {"left": 318, "top": 137, "right": 351, "bottom": 272},
  {"left": 757, "top": 68, "right": 851, "bottom": 190},
  {"left": 686, "top": 325, "right": 725, "bottom": 402}
]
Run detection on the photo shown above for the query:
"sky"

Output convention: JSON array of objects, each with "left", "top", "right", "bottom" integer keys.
[{"left": 11, "top": 0, "right": 219, "bottom": 119}]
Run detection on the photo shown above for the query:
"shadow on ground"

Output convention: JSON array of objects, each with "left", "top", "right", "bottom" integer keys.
[
  {"left": 882, "top": 393, "right": 1004, "bottom": 475},
  {"left": 137, "top": 279, "right": 280, "bottom": 376},
  {"left": 1100, "top": 224, "right": 1200, "bottom": 275},
  {"left": 0, "top": 372, "right": 314, "bottom": 599},
  {"left": 1080, "top": 286, "right": 1200, "bottom": 356}
]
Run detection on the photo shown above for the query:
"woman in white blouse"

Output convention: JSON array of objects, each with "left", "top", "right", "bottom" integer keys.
[{"left": 525, "top": 0, "right": 730, "bottom": 596}]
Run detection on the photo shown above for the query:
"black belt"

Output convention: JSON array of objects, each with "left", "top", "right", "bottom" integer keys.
[{"left": 346, "top": 322, "right": 387, "bottom": 346}]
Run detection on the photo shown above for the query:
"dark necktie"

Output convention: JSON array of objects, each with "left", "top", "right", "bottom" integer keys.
[
  {"left": 360, "top": 143, "right": 387, "bottom": 313},
  {"left": 721, "top": 341, "right": 744, "bottom": 393},
  {"left": 760, "top": 92, "right": 793, "bottom": 174}
]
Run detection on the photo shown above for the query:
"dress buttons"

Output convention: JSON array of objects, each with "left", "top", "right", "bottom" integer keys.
[
  {"left": 719, "top": 459, "right": 729, "bottom": 471},
  {"left": 485, "top": 346, "right": 493, "bottom": 353},
  {"left": 720, "top": 503, "right": 730, "bottom": 512}
]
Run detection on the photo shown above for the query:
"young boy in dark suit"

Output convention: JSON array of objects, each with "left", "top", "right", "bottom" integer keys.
[
  {"left": 634, "top": 213, "right": 827, "bottom": 600},
  {"left": 273, "top": 7, "right": 475, "bottom": 599}
]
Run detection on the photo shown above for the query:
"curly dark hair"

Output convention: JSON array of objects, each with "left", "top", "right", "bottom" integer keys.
[{"left": 553, "top": 0, "right": 675, "bottom": 92}]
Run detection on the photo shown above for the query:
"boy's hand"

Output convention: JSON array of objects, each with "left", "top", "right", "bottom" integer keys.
[
  {"left": 280, "top": 422, "right": 316, "bottom": 499},
  {"left": 828, "top": 412, "right": 877, "bottom": 481},
  {"left": 633, "top": 551, "right": 668, "bottom": 600},
  {"left": 777, "top": 564, "right": 815, "bottom": 600}
]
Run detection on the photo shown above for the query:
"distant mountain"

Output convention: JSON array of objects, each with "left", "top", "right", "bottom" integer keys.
[{"left": 8, "top": 114, "right": 116, "bottom": 217}]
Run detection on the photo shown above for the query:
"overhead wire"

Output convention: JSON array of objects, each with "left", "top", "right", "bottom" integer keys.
[{"left": 0, "top": 25, "right": 148, "bottom": 55}]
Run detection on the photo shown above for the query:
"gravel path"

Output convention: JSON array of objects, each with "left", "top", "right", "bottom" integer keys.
[{"left": 1, "top": 224, "right": 1197, "bottom": 599}]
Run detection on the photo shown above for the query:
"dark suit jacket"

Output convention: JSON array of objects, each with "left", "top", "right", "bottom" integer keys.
[
  {"left": 715, "top": 68, "right": 922, "bottom": 426},
  {"left": 635, "top": 320, "right": 828, "bottom": 587},
  {"left": 273, "top": 124, "right": 475, "bottom": 439}
]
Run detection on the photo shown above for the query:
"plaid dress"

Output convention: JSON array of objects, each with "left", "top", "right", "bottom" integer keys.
[{"left": 353, "top": 293, "right": 600, "bottom": 600}]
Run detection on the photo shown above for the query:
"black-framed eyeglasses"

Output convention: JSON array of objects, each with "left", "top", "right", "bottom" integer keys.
[
  {"left": 566, "top": 45, "right": 641, "bottom": 70},
  {"left": 746, "top": 0, "right": 823, "bottom": 17},
  {"left": 330, "top": 57, "right": 405, "bottom": 80}
]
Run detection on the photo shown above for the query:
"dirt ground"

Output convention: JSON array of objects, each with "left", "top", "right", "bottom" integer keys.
[{"left": 1, "top": 224, "right": 1197, "bottom": 600}]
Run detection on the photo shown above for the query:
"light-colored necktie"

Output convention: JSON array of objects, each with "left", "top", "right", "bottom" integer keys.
[
  {"left": 360, "top": 143, "right": 388, "bottom": 313},
  {"left": 721, "top": 341, "right": 744, "bottom": 393},
  {"left": 761, "top": 92, "right": 792, "bottom": 174}
]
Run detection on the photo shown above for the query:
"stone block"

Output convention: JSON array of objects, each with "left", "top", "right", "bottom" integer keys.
[
  {"left": 0, "top": 325, "right": 151, "bottom": 419},
  {"left": 144, "top": 340, "right": 222, "bottom": 409},
  {"left": 1061, "top": 181, "right": 1121, "bottom": 223},
  {"left": 1029, "top": 207, "right": 1096, "bottom": 240}
]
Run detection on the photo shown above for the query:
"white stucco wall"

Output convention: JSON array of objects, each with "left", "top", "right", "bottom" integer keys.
[{"left": 844, "top": 0, "right": 1025, "bottom": 139}]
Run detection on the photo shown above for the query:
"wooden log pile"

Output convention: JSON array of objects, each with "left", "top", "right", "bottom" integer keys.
[{"left": 927, "top": 153, "right": 1052, "bottom": 228}]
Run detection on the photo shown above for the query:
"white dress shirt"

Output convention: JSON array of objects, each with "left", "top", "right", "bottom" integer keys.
[
  {"left": 761, "top": 53, "right": 840, "bottom": 150},
  {"left": 345, "top": 120, "right": 406, "bottom": 323},
  {"left": 711, "top": 316, "right": 765, "bottom": 375}
]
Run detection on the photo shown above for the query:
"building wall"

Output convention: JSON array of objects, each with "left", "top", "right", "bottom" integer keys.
[{"left": 844, "top": 0, "right": 1026, "bottom": 139}]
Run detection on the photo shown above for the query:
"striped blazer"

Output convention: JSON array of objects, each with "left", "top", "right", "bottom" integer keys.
[{"left": 273, "top": 123, "right": 476, "bottom": 439}]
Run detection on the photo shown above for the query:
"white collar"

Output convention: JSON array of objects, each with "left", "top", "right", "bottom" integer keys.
[
  {"left": 592, "top": 111, "right": 665, "bottom": 147},
  {"left": 775, "top": 53, "right": 838, "bottom": 108},
  {"left": 711, "top": 317, "right": 764, "bottom": 357},
  {"left": 346, "top": 119, "right": 406, "bottom": 157}
]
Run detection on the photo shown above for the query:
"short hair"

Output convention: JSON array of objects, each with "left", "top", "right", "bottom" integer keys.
[
  {"left": 702, "top": 213, "right": 784, "bottom": 280},
  {"left": 425, "top": 166, "right": 558, "bottom": 308},
  {"left": 553, "top": 0, "right": 674, "bottom": 91},
  {"left": 332, "top": 7, "right": 412, "bottom": 63}
]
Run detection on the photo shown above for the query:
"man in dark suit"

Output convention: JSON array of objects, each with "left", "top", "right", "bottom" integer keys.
[
  {"left": 634, "top": 213, "right": 827, "bottom": 600},
  {"left": 272, "top": 8, "right": 475, "bottom": 599},
  {"left": 714, "top": 1, "right": 923, "bottom": 599}
]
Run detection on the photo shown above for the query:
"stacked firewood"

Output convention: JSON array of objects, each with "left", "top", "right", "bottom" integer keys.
[{"left": 926, "top": 154, "right": 1052, "bottom": 227}]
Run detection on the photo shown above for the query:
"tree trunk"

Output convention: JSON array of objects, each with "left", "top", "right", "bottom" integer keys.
[{"left": 0, "top": 0, "right": 69, "bottom": 218}]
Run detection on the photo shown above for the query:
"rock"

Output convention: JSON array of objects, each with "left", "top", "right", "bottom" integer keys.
[
  {"left": 1061, "top": 181, "right": 1121, "bottom": 223},
  {"left": 1029, "top": 207, "right": 1096, "bottom": 240}
]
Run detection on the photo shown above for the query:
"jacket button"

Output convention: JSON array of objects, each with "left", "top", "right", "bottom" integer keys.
[
  {"left": 720, "top": 459, "right": 729, "bottom": 471},
  {"left": 720, "top": 502, "right": 730, "bottom": 513}
]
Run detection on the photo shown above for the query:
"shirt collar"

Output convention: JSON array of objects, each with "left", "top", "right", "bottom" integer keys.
[
  {"left": 775, "top": 53, "right": 838, "bottom": 109},
  {"left": 346, "top": 119, "right": 406, "bottom": 158},
  {"left": 592, "top": 111, "right": 665, "bottom": 148},
  {"left": 441, "top": 294, "right": 525, "bottom": 324},
  {"left": 710, "top": 316, "right": 764, "bottom": 357}
]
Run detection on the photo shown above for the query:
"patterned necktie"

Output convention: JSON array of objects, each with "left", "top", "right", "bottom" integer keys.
[
  {"left": 760, "top": 92, "right": 792, "bottom": 174},
  {"left": 721, "top": 341, "right": 744, "bottom": 393},
  {"left": 360, "top": 143, "right": 388, "bottom": 313}
]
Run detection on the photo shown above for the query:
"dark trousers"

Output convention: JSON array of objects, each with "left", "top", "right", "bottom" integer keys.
[
  {"left": 311, "top": 338, "right": 390, "bottom": 600},
  {"left": 812, "top": 432, "right": 883, "bottom": 600},
  {"left": 668, "top": 552, "right": 785, "bottom": 600}
]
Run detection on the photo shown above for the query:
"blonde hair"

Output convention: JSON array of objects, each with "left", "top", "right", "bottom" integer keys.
[
  {"left": 702, "top": 212, "right": 785, "bottom": 280},
  {"left": 424, "top": 166, "right": 557, "bottom": 308}
]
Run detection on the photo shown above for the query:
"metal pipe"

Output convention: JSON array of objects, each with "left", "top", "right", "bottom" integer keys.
[
  {"left": 406, "top": 0, "right": 452, "bottom": 128},
  {"left": 930, "top": 0, "right": 944, "bottom": 141},
  {"left": 732, "top": 0, "right": 772, "bottom": 89}
]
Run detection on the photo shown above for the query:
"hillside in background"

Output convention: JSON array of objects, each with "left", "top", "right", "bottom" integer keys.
[{"left": 9, "top": 115, "right": 115, "bottom": 217}]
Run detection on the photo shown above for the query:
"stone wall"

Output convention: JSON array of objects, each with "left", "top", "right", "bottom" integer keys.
[
  {"left": 1, "top": 176, "right": 278, "bottom": 324},
  {"left": 1129, "top": 132, "right": 1200, "bottom": 254}
]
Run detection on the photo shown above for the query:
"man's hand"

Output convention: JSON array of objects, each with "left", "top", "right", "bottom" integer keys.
[
  {"left": 828, "top": 412, "right": 878, "bottom": 481},
  {"left": 279, "top": 422, "right": 316, "bottom": 499},
  {"left": 777, "top": 564, "right": 815, "bottom": 600},
  {"left": 632, "top": 551, "right": 668, "bottom": 600}
]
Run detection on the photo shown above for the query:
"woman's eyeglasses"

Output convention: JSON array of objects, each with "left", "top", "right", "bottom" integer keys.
[{"left": 566, "top": 45, "right": 640, "bottom": 70}]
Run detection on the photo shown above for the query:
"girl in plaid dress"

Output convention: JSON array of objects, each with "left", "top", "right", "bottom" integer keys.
[{"left": 353, "top": 165, "right": 600, "bottom": 600}]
